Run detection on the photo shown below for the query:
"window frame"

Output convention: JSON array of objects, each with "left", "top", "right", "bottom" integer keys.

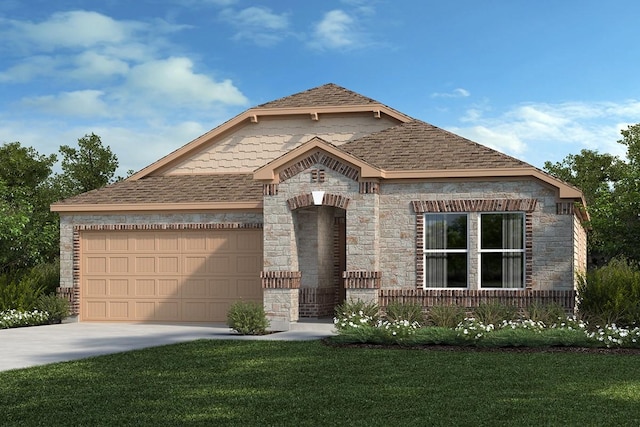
[
  {"left": 422, "top": 213, "right": 469, "bottom": 289},
  {"left": 478, "top": 212, "right": 526, "bottom": 289}
]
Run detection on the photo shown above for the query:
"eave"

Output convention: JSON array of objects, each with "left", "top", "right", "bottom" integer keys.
[{"left": 50, "top": 201, "right": 263, "bottom": 213}]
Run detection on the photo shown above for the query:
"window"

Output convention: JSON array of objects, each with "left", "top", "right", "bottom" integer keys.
[
  {"left": 423, "top": 213, "right": 468, "bottom": 288},
  {"left": 479, "top": 213, "right": 524, "bottom": 288}
]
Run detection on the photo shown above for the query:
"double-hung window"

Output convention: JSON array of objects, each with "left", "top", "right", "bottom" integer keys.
[
  {"left": 479, "top": 213, "right": 525, "bottom": 288},
  {"left": 423, "top": 213, "right": 468, "bottom": 288}
]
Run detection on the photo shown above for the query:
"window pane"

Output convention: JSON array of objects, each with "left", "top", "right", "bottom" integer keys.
[
  {"left": 481, "top": 252, "right": 523, "bottom": 288},
  {"left": 425, "top": 213, "right": 467, "bottom": 250},
  {"left": 481, "top": 213, "right": 523, "bottom": 249},
  {"left": 425, "top": 253, "right": 467, "bottom": 288}
]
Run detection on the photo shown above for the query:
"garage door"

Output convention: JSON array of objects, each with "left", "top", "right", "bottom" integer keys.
[{"left": 80, "top": 229, "right": 263, "bottom": 322}]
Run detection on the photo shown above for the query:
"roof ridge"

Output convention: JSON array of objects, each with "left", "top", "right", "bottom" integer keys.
[{"left": 256, "top": 83, "right": 381, "bottom": 109}]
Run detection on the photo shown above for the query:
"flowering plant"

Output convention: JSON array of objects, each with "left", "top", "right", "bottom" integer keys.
[{"left": 0, "top": 309, "right": 50, "bottom": 329}]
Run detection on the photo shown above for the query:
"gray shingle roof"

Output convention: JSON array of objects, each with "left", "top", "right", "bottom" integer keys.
[
  {"left": 256, "top": 83, "right": 380, "bottom": 108},
  {"left": 340, "top": 120, "right": 531, "bottom": 171},
  {"left": 54, "top": 174, "right": 262, "bottom": 206}
]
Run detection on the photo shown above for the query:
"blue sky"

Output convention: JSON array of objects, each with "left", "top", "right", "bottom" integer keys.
[{"left": 1, "top": 0, "right": 639, "bottom": 176}]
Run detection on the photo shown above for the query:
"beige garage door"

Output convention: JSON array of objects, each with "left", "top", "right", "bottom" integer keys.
[{"left": 80, "top": 229, "right": 263, "bottom": 322}]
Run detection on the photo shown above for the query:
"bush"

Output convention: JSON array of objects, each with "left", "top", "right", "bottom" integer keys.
[
  {"left": 577, "top": 257, "right": 640, "bottom": 327},
  {"left": 427, "top": 305, "right": 466, "bottom": 328},
  {"left": 226, "top": 301, "right": 270, "bottom": 335},
  {"left": 334, "top": 299, "right": 380, "bottom": 332},
  {"left": 35, "top": 294, "right": 70, "bottom": 324},
  {"left": 384, "top": 300, "right": 424, "bottom": 324},
  {"left": 0, "top": 309, "right": 50, "bottom": 329},
  {"left": 472, "top": 302, "right": 518, "bottom": 325},
  {"left": 0, "top": 274, "right": 45, "bottom": 311},
  {"left": 524, "top": 302, "right": 567, "bottom": 326}
]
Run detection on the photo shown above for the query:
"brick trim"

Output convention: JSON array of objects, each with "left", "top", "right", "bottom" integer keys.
[
  {"left": 261, "top": 271, "right": 302, "bottom": 289},
  {"left": 287, "top": 193, "right": 350, "bottom": 210},
  {"left": 412, "top": 198, "right": 537, "bottom": 213},
  {"left": 263, "top": 183, "right": 278, "bottom": 196},
  {"left": 379, "top": 289, "right": 576, "bottom": 312},
  {"left": 343, "top": 271, "right": 381, "bottom": 289},
  {"left": 359, "top": 181, "right": 380, "bottom": 194},
  {"left": 415, "top": 200, "right": 535, "bottom": 289},
  {"left": 71, "top": 222, "right": 264, "bottom": 317},
  {"left": 279, "top": 151, "right": 360, "bottom": 182}
]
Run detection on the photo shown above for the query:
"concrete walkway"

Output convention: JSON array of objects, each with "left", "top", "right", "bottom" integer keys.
[{"left": 0, "top": 320, "right": 336, "bottom": 372}]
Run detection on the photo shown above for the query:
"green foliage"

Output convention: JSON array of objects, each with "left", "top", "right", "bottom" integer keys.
[
  {"left": 0, "top": 142, "right": 59, "bottom": 273},
  {"left": 334, "top": 299, "right": 379, "bottom": 322},
  {"left": 0, "top": 309, "right": 50, "bottom": 329},
  {"left": 35, "top": 294, "right": 70, "bottom": 324},
  {"left": 384, "top": 300, "right": 424, "bottom": 324},
  {"left": 524, "top": 302, "right": 567, "bottom": 326},
  {"left": 543, "top": 124, "right": 640, "bottom": 264},
  {"left": 577, "top": 257, "right": 640, "bottom": 327},
  {"left": 226, "top": 300, "right": 270, "bottom": 335},
  {"left": 427, "top": 304, "right": 466, "bottom": 328},
  {"left": 57, "top": 133, "right": 119, "bottom": 196},
  {"left": 0, "top": 273, "right": 46, "bottom": 311},
  {"left": 471, "top": 302, "right": 518, "bottom": 325}
]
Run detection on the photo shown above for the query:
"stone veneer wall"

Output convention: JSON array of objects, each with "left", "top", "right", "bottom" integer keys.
[{"left": 378, "top": 179, "right": 581, "bottom": 291}]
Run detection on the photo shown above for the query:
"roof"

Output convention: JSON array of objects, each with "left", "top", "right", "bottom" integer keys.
[
  {"left": 256, "top": 83, "right": 380, "bottom": 108},
  {"left": 51, "top": 84, "right": 586, "bottom": 213},
  {"left": 340, "top": 120, "right": 530, "bottom": 171},
  {"left": 51, "top": 174, "right": 263, "bottom": 212}
]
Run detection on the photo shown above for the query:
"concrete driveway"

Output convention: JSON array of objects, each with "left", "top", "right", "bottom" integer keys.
[{"left": 0, "top": 320, "right": 335, "bottom": 372}]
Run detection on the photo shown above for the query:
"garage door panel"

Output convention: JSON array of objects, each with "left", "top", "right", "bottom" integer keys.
[
  {"left": 86, "top": 257, "right": 107, "bottom": 274},
  {"left": 158, "top": 279, "right": 180, "bottom": 296},
  {"left": 109, "top": 279, "right": 130, "bottom": 296},
  {"left": 156, "top": 301, "right": 180, "bottom": 321},
  {"left": 81, "top": 229, "right": 263, "bottom": 322},
  {"left": 184, "top": 256, "right": 207, "bottom": 275},
  {"left": 135, "top": 279, "right": 156, "bottom": 296},
  {"left": 109, "top": 301, "right": 130, "bottom": 318}
]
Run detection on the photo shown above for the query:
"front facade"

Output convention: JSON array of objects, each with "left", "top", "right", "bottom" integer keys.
[{"left": 52, "top": 84, "right": 587, "bottom": 329}]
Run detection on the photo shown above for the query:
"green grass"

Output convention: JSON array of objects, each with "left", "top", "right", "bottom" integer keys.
[{"left": 1, "top": 340, "right": 640, "bottom": 426}]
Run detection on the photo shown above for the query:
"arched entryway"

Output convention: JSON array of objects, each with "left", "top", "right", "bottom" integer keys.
[{"left": 293, "top": 204, "right": 346, "bottom": 318}]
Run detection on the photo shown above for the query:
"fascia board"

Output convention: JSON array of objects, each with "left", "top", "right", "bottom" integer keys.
[{"left": 50, "top": 201, "right": 263, "bottom": 213}]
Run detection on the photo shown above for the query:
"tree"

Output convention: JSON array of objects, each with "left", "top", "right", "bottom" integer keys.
[
  {"left": 544, "top": 124, "right": 640, "bottom": 265},
  {"left": 0, "top": 142, "right": 59, "bottom": 273},
  {"left": 57, "top": 133, "right": 119, "bottom": 197}
]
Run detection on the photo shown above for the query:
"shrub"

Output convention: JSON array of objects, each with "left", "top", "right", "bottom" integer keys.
[
  {"left": 524, "top": 302, "right": 567, "bottom": 326},
  {"left": 35, "top": 294, "right": 70, "bottom": 324},
  {"left": 384, "top": 300, "right": 424, "bottom": 324},
  {"left": 577, "top": 257, "right": 640, "bottom": 327},
  {"left": 226, "top": 301, "right": 270, "bottom": 335},
  {"left": 472, "top": 302, "right": 518, "bottom": 325},
  {"left": 427, "top": 305, "right": 466, "bottom": 328},
  {"left": 334, "top": 299, "right": 380, "bottom": 332},
  {"left": 0, "top": 273, "right": 45, "bottom": 311},
  {"left": 0, "top": 309, "right": 50, "bottom": 329}
]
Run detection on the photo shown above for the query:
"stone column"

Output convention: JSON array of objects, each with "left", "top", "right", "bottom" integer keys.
[
  {"left": 261, "top": 271, "right": 301, "bottom": 331},
  {"left": 343, "top": 271, "right": 381, "bottom": 305}
]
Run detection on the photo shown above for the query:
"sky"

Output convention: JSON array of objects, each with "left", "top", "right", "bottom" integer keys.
[{"left": 1, "top": 0, "right": 640, "bottom": 177}]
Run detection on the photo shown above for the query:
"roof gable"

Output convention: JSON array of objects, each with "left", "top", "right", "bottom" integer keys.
[
  {"left": 254, "top": 136, "right": 380, "bottom": 183},
  {"left": 257, "top": 83, "right": 380, "bottom": 108}
]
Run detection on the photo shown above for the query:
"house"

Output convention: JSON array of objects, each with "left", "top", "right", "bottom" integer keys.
[{"left": 51, "top": 83, "right": 587, "bottom": 329}]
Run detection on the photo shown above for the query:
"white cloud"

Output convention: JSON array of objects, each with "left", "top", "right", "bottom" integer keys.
[
  {"left": 125, "top": 57, "right": 248, "bottom": 106},
  {"left": 450, "top": 100, "right": 640, "bottom": 167},
  {"left": 220, "top": 6, "right": 290, "bottom": 46},
  {"left": 310, "top": 10, "right": 358, "bottom": 50},
  {"left": 2, "top": 11, "right": 138, "bottom": 51},
  {"left": 21, "top": 90, "right": 110, "bottom": 117},
  {"left": 70, "top": 51, "right": 130, "bottom": 80},
  {"left": 432, "top": 88, "right": 470, "bottom": 98},
  {"left": 0, "top": 55, "right": 59, "bottom": 82}
]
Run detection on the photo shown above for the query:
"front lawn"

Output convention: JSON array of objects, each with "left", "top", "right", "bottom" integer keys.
[{"left": 1, "top": 340, "right": 639, "bottom": 426}]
